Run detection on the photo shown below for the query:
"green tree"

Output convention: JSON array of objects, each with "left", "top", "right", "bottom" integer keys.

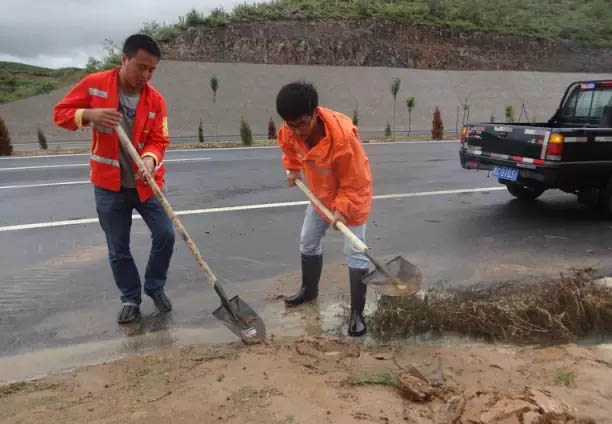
[
  {"left": 390, "top": 77, "right": 401, "bottom": 138},
  {"left": 210, "top": 75, "right": 219, "bottom": 141},
  {"left": 405, "top": 97, "right": 415, "bottom": 135}
]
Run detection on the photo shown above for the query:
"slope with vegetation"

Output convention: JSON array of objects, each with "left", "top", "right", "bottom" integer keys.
[
  {"left": 0, "top": 62, "right": 84, "bottom": 104},
  {"left": 144, "top": 0, "right": 612, "bottom": 47},
  {"left": 140, "top": 0, "right": 612, "bottom": 72}
]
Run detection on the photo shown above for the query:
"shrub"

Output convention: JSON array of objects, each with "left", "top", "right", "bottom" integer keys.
[
  {"left": 37, "top": 128, "right": 48, "bottom": 150},
  {"left": 198, "top": 119, "right": 204, "bottom": 143},
  {"left": 240, "top": 117, "right": 253, "bottom": 146},
  {"left": 432, "top": 107, "right": 444, "bottom": 140},
  {"left": 268, "top": 117, "right": 277, "bottom": 140},
  {"left": 0, "top": 115, "right": 13, "bottom": 156}
]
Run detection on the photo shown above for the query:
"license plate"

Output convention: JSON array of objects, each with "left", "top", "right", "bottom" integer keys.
[{"left": 493, "top": 166, "right": 519, "bottom": 182}]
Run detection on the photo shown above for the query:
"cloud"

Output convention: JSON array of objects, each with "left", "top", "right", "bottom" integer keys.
[{"left": 0, "top": 0, "right": 243, "bottom": 67}]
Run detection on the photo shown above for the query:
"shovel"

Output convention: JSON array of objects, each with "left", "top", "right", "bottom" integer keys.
[
  {"left": 115, "top": 124, "right": 266, "bottom": 344},
  {"left": 295, "top": 179, "right": 422, "bottom": 297}
]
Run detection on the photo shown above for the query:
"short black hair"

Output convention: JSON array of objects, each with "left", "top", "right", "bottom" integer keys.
[
  {"left": 276, "top": 82, "right": 318, "bottom": 121},
  {"left": 123, "top": 34, "right": 162, "bottom": 59}
]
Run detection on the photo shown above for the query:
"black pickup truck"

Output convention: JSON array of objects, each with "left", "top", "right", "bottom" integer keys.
[{"left": 459, "top": 80, "right": 612, "bottom": 214}]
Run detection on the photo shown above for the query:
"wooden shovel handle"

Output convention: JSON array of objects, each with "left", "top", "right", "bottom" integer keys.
[
  {"left": 114, "top": 124, "right": 218, "bottom": 287},
  {"left": 294, "top": 179, "right": 369, "bottom": 252}
]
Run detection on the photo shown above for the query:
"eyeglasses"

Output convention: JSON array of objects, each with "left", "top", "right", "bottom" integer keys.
[{"left": 285, "top": 116, "right": 313, "bottom": 131}]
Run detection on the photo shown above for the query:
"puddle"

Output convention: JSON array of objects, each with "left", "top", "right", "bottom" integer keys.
[{"left": 0, "top": 284, "right": 352, "bottom": 383}]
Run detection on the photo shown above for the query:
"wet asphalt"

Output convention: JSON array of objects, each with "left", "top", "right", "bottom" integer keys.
[{"left": 2, "top": 141, "right": 612, "bottom": 381}]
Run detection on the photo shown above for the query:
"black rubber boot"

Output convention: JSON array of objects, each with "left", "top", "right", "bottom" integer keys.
[
  {"left": 348, "top": 267, "right": 368, "bottom": 337},
  {"left": 284, "top": 254, "right": 323, "bottom": 307}
]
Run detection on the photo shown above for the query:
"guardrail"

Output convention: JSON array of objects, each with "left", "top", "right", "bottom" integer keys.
[{"left": 13, "top": 129, "right": 460, "bottom": 150}]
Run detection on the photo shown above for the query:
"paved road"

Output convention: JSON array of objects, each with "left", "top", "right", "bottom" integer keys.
[{"left": 2, "top": 141, "right": 612, "bottom": 380}]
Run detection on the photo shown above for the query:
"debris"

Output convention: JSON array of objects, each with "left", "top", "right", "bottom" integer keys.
[
  {"left": 479, "top": 398, "right": 536, "bottom": 423},
  {"left": 405, "top": 365, "right": 429, "bottom": 383},
  {"left": 397, "top": 373, "right": 438, "bottom": 402},
  {"left": 147, "top": 391, "right": 172, "bottom": 403},
  {"left": 428, "top": 359, "right": 444, "bottom": 388},
  {"left": 462, "top": 393, "right": 498, "bottom": 423},
  {"left": 434, "top": 395, "right": 465, "bottom": 423},
  {"left": 522, "top": 411, "right": 542, "bottom": 424},
  {"left": 374, "top": 352, "right": 393, "bottom": 361},
  {"left": 525, "top": 387, "right": 576, "bottom": 416},
  {"left": 370, "top": 269, "right": 612, "bottom": 344}
]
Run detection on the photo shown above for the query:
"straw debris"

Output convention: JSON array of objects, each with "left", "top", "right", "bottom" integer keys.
[{"left": 369, "top": 269, "right": 612, "bottom": 344}]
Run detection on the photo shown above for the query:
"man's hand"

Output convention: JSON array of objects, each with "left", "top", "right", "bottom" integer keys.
[
  {"left": 332, "top": 210, "right": 347, "bottom": 231},
  {"left": 136, "top": 156, "right": 156, "bottom": 183},
  {"left": 83, "top": 108, "right": 121, "bottom": 128},
  {"left": 286, "top": 170, "right": 302, "bottom": 187}
]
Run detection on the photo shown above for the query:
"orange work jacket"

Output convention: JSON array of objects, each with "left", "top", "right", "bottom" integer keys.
[
  {"left": 54, "top": 67, "right": 169, "bottom": 202},
  {"left": 278, "top": 107, "right": 372, "bottom": 226}
]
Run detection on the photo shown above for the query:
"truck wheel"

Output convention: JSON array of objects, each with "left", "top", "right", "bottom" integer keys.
[
  {"left": 505, "top": 183, "right": 545, "bottom": 201},
  {"left": 598, "top": 179, "right": 612, "bottom": 217}
]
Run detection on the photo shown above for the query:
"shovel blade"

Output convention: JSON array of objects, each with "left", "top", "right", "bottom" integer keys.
[
  {"left": 363, "top": 256, "right": 422, "bottom": 297},
  {"left": 212, "top": 295, "right": 266, "bottom": 344}
]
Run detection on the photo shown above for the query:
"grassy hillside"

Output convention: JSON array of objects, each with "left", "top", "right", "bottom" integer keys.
[
  {"left": 143, "top": 0, "right": 612, "bottom": 48},
  {"left": 0, "top": 62, "right": 84, "bottom": 104}
]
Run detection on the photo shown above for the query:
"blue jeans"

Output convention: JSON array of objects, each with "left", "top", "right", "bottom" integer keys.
[
  {"left": 300, "top": 204, "right": 369, "bottom": 269},
  {"left": 94, "top": 187, "right": 175, "bottom": 304}
]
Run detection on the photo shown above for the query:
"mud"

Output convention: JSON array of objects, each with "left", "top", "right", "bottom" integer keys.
[{"left": 1, "top": 337, "right": 611, "bottom": 423}]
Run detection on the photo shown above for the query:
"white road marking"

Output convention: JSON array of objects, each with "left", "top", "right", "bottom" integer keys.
[
  {"left": 0, "top": 157, "right": 212, "bottom": 171},
  {"left": 0, "top": 153, "right": 90, "bottom": 160},
  {"left": 0, "top": 181, "right": 90, "bottom": 190},
  {"left": 0, "top": 186, "right": 504, "bottom": 233}
]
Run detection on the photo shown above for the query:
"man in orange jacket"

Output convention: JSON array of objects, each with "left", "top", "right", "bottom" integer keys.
[
  {"left": 276, "top": 82, "right": 373, "bottom": 337},
  {"left": 54, "top": 34, "right": 174, "bottom": 324}
]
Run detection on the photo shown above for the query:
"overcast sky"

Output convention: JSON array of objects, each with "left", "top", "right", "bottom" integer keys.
[{"left": 0, "top": 0, "right": 245, "bottom": 68}]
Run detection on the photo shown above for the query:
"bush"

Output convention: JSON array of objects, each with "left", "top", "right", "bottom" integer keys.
[
  {"left": 240, "top": 117, "right": 253, "bottom": 146},
  {"left": 432, "top": 107, "right": 444, "bottom": 139},
  {"left": 155, "top": 26, "right": 180, "bottom": 42},
  {"left": 384, "top": 122, "right": 392, "bottom": 137},
  {"left": 505, "top": 105, "right": 515, "bottom": 123},
  {"left": 0, "top": 115, "right": 13, "bottom": 156},
  {"left": 184, "top": 9, "right": 207, "bottom": 27},
  {"left": 37, "top": 82, "right": 57, "bottom": 95},
  {"left": 140, "top": 21, "right": 162, "bottom": 37},
  {"left": 268, "top": 117, "right": 277, "bottom": 140},
  {"left": 37, "top": 128, "right": 48, "bottom": 150},
  {"left": 198, "top": 119, "right": 204, "bottom": 143}
]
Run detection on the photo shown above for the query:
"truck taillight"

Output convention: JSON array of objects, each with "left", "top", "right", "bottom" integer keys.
[
  {"left": 460, "top": 126, "right": 468, "bottom": 144},
  {"left": 545, "top": 133, "right": 564, "bottom": 160}
]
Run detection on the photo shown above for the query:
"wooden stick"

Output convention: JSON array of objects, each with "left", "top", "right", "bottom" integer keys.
[
  {"left": 114, "top": 125, "right": 218, "bottom": 287},
  {"left": 295, "top": 179, "right": 368, "bottom": 251}
]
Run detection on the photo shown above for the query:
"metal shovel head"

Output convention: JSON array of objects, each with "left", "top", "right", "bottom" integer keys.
[
  {"left": 212, "top": 295, "right": 266, "bottom": 344},
  {"left": 363, "top": 255, "right": 422, "bottom": 297}
]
